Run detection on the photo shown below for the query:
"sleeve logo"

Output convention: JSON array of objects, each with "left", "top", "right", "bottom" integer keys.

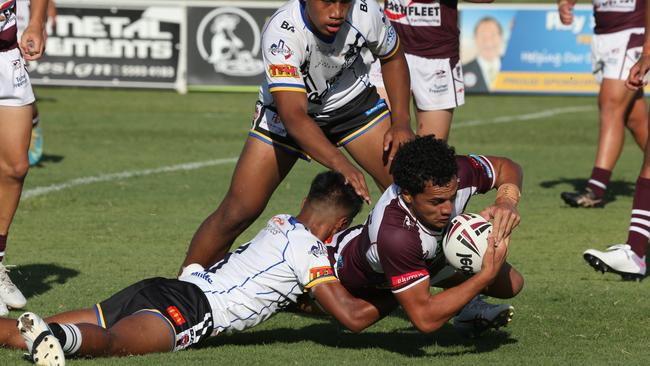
[
  {"left": 309, "top": 266, "right": 334, "bottom": 281},
  {"left": 390, "top": 269, "right": 428, "bottom": 288},
  {"left": 269, "top": 64, "right": 300, "bottom": 78}
]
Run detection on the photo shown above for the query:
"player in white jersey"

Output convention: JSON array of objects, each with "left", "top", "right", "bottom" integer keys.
[
  {"left": 182, "top": 0, "right": 414, "bottom": 272},
  {"left": 0, "top": 172, "right": 394, "bottom": 365},
  {"left": 0, "top": 0, "right": 47, "bottom": 316}
]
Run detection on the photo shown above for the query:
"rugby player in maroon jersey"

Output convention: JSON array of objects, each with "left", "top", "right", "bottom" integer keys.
[{"left": 559, "top": 0, "right": 648, "bottom": 208}]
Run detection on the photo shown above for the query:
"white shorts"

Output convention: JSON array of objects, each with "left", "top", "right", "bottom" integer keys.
[
  {"left": 369, "top": 53, "right": 465, "bottom": 111},
  {"left": 592, "top": 27, "right": 644, "bottom": 83},
  {"left": 0, "top": 48, "right": 34, "bottom": 107}
]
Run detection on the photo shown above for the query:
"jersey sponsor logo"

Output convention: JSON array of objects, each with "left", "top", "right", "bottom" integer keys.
[
  {"left": 309, "top": 242, "right": 328, "bottom": 257},
  {"left": 359, "top": 0, "right": 368, "bottom": 12},
  {"left": 196, "top": 7, "right": 264, "bottom": 77},
  {"left": 390, "top": 269, "right": 428, "bottom": 287},
  {"left": 384, "top": 0, "right": 441, "bottom": 26},
  {"left": 594, "top": 0, "right": 636, "bottom": 12},
  {"left": 190, "top": 271, "right": 213, "bottom": 284},
  {"left": 166, "top": 306, "right": 187, "bottom": 326},
  {"left": 269, "top": 64, "right": 299, "bottom": 78},
  {"left": 309, "top": 266, "right": 334, "bottom": 281},
  {"left": 280, "top": 20, "right": 295, "bottom": 32},
  {"left": 269, "top": 39, "right": 294, "bottom": 60}
]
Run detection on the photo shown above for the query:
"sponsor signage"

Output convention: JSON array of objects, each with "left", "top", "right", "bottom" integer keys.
[
  {"left": 187, "top": 4, "right": 279, "bottom": 90},
  {"left": 28, "top": 2, "right": 184, "bottom": 90},
  {"left": 460, "top": 4, "right": 598, "bottom": 94}
]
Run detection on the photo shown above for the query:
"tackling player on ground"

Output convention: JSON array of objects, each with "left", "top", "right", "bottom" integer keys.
[
  {"left": 0, "top": 172, "right": 394, "bottom": 365},
  {"left": 369, "top": 0, "right": 495, "bottom": 140},
  {"left": 0, "top": 0, "right": 48, "bottom": 316},
  {"left": 559, "top": 0, "right": 649, "bottom": 208},
  {"left": 583, "top": 0, "right": 650, "bottom": 281},
  {"left": 181, "top": 0, "right": 414, "bottom": 272},
  {"left": 326, "top": 136, "right": 524, "bottom": 336}
]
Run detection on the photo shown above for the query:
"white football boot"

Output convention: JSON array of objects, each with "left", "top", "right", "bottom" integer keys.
[
  {"left": 0, "top": 263, "right": 26, "bottom": 308},
  {"left": 453, "top": 295, "right": 514, "bottom": 338},
  {"left": 17, "top": 312, "right": 65, "bottom": 366},
  {"left": 583, "top": 244, "right": 647, "bottom": 281},
  {"left": 0, "top": 299, "right": 8, "bottom": 316}
]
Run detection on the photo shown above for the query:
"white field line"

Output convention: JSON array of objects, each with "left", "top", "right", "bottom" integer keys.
[
  {"left": 453, "top": 105, "right": 595, "bottom": 129},
  {"left": 22, "top": 157, "right": 238, "bottom": 200},
  {"left": 22, "top": 105, "right": 595, "bottom": 200}
]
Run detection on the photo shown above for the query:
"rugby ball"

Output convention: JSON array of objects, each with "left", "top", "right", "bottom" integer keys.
[{"left": 442, "top": 213, "right": 491, "bottom": 275}]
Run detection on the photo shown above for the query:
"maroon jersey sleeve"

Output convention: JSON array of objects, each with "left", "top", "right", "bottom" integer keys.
[
  {"left": 376, "top": 221, "right": 429, "bottom": 293},
  {"left": 456, "top": 155, "right": 496, "bottom": 194}
]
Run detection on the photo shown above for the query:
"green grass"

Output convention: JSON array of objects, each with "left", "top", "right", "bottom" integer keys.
[{"left": 2, "top": 87, "right": 649, "bottom": 365}]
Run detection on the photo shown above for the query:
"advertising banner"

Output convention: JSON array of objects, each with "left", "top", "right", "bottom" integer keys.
[
  {"left": 186, "top": 3, "right": 281, "bottom": 91},
  {"left": 460, "top": 4, "right": 598, "bottom": 94},
  {"left": 28, "top": 2, "right": 185, "bottom": 90}
]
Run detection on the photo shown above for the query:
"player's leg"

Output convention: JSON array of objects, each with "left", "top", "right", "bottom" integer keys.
[
  {"left": 583, "top": 132, "right": 650, "bottom": 280},
  {"left": 0, "top": 308, "right": 95, "bottom": 349},
  {"left": 411, "top": 56, "right": 464, "bottom": 141},
  {"left": 343, "top": 116, "right": 393, "bottom": 191},
  {"left": 182, "top": 136, "right": 299, "bottom": 269},
  {"left": 624, "top": 91, "right": 648, "bottom": 150},
  {"left": 0, "top": 105, "right": 32, "bottom": 313},
  {"left": 416, "top": 109, "right": 454, "bottom": 140},
  {"left": 561, "top": 79, "right": 638, "bottom": 208}
]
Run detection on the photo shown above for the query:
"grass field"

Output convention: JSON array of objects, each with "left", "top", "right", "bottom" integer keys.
[{"left": 2, "top": 87, "right": 649, "bottom": 365}]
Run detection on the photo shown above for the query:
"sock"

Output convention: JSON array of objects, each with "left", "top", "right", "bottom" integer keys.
[
  {"left": 587, "top": 167, "right": 611, "bottom": 198},
  {"left": 49, "top": 323, "right": 82, "bottom": 355},
  {"left": 0, "top": 234, "right": 6, "bottom": 263},
  {"left": 627, "top": 177, "right": 650, "bottom": 258}
]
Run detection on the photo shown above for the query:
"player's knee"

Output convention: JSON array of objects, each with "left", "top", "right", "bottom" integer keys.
[{"left": 0, "top": 158, "right": 29, "bottom": 182}]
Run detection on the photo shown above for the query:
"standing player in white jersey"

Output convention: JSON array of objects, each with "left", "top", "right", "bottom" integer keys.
[
  {"left": 181, "top": 0, "right": 414, "bottom": 271},
  {"left": 559, "top": 0, "right": 649, "bottom": 208},
  {"left": 0, "top": 172, "right": 395, "bottom": 365},
  {"left": 368, "top": 0, "right": 494, "bottom": 141},
  {"left": 0, "top": 0, "right": 47, "bottom": 316},
  {"left": 16, "top": 0, "right": 56, "bottom": 166}
]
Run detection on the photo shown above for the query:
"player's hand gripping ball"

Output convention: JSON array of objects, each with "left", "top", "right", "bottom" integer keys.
[{"left": 443, "top": 213, "right": 491, "bottom": 275}]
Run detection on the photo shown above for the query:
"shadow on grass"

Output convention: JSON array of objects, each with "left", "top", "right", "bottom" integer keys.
[
  {"left": 31, "top": 154, "right": 65, "bottom": 168},
  {"left": 201, "top": 321, "right": 517, "bottom": 357},
  {"left": 9, "top": 263, "right": 79, "bottom": 298},
  {"left": 539, "top": 178, "right": 636, "bottom": 202}
]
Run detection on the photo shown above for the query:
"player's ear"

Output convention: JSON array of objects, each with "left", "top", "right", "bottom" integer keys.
[
  {"left": 401, "top": 190, "right": 413, "bottom": 204},
  {"left": 334, "top": 215, "right": 350, "bottom": 232}
]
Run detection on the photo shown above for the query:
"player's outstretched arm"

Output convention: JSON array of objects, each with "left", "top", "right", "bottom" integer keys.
[
  {"left": 379, "top": 47, "right": 414, "bottom": 162},
  {"left": 479, "top": 157, "right": 523, "bottom": 245},
  {"left": 274, "top": 91, "right": 371, "bottom": 203},
  {"left": 20, "top": 0, "right": 48, "bottom": 60},
  {"left": 310, "top": 280, "right": 397, "bottom": 333},
  {"left": 395, "top": 239, "right": 510, "bottom": 333}
]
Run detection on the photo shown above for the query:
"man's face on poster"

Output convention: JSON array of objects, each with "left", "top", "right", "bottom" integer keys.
[{"left": 475, "top": 20, "right": 503, "bottom": 62}]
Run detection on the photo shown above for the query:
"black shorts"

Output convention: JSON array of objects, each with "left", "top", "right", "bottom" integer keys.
[
  {"left": 94, "top": 277, "right": 214, "bottom": 351},
  {"left": 250, "top": 86, "right": 390, "bottom": 160}
]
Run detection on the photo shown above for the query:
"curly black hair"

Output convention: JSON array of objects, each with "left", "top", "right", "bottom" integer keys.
[
  {"left": 390, "top": 135, "right": 457, "bottom": 195},
  {"left": 307, "top": 171, "right": 363, "bottom": 220}
]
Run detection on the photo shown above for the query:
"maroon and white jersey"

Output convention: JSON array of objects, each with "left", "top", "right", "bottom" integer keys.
[
  {"left": 383, "top": 0, "right": 459, "bottom": 60},
  {"left": 593, "top": 0, "right": 646, "bottom": 34},
  {"left": 328, "top": 155, "right": 495, "bottom": 293},
  {"left": 0, "top": 0, "right": 17, "bottom": 51}
]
